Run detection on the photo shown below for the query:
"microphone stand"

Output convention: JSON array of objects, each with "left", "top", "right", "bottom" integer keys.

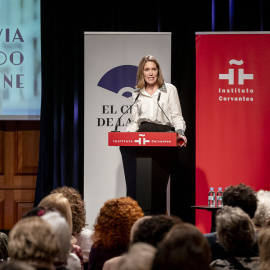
[{"left": 112, "top": 93, "right": 140, "bottom": 132}]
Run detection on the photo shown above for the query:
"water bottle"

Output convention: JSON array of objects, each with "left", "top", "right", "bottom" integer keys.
[
  {"left": 217, "top": 187, "right": 223, "bottom": 207},
  {"left": 208, "top": 187, "right": 215, "bottom": 207}
]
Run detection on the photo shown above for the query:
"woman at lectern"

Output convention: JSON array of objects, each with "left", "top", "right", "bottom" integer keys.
[
  {"left": 126, "top": 55, "right": 187, "bottom": 147},
  {"left": 121, "top": 55, "right": 187, "bottom": 214}
]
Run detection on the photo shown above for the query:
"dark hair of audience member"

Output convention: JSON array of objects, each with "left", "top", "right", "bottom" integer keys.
[
  {"left": 223, "top": 183, "right": 257, "bottom": 219},
  {"left": 0, "top": 232, "right": 8, "bottom": 262},
  {"left": 131, "top": 214, "right": 182, "bottom": 247},
  {"left": 151, "top": 222, "right": 212, "bottom": 270}
]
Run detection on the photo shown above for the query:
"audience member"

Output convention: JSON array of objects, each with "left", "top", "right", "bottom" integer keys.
[
  {"left": 258, "top": 224, "right": 270, "bottom": 270},
  {"left": 131, "top": 214, "right": 182, "bottom": 247},
  {"left": 38, "top": 193, "right": 73, "bottom": 230},
  {"left": 88, "top": 197, "right": 144, "bottom": 270},
  {"left": 205, "top": 183, "right": 258, "bottom": 261},
  {"left": 41, "top": 211, "right": 80, "bottom": 270},
  {"left": 211, "top": 206, "right": 259, "bottom": 270},
  {"left": 8, "top": 216, "right": 60, "bottom": 270},
  {"left": 253, "top": 189, "right": 270, "bottom": 232},
  {"left": 51, "top": 186, "right": 93, "bottom": 263},
  {"left": 102, "top": 216, "right": 152, "bottom": 270},
  {"left": 223, "top": 183, "right": 257, "bottom": 219},
  {"left": 0, "top": 232, "right": 8, "bottom": 263},
  {"left": 152, "top": 222, "right": 212, "bottom": 270},
  {"left": 38, "top": 193, "right": 83, "bottom": 269},
  {"left": 103, "top": 214, "right": 182, "bottom": 270},
  {"left": 117, "top": 243, "right": 156, "bottom": 270}
]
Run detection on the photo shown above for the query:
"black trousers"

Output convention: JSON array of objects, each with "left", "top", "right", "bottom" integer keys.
[{"left": 138, "top": 122, "right": 174, "bottom": 132}]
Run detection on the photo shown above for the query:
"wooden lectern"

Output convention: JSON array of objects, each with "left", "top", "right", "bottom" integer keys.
[{"left": 108, "top": 132, "right": 179, "bottom": 215}]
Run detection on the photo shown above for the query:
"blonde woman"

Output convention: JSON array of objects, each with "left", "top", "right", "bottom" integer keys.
[
  {"left": 126, "top": 55, "right": 187, "bottom": 146},
  {"left": 38, "top": 193, "right": 83, "bottom": 270},
  {"left": 51, "top": 186, "right": 93, "bottom": 263}
]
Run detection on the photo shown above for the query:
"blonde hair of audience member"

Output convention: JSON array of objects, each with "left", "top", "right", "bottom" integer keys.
[
  {"left": 117, "top": 242, "right": 156, "bottom": 270},
  {"left": 51, "top": 186, "right": 86, "bottom": 235},
  {"left": 41, "top": 211, "right": 72, "bottom": 265},
  {"left": 151, "top": 222, "right": 212, "bottom": 270},
  {"left": 258, "top": 224, "right": 270, "bottom": 270},
  {"left": 38, "top": 193, "right": 73, "bottom": 232},
  {"left": 216, "top": 206, "right": 256, "bottom": 254},
  {"left": 8, "top": 216, "right": 60, "bottom": 270},
  {"left": 253, "top": 189, "right": 270, "bottom": 231}
]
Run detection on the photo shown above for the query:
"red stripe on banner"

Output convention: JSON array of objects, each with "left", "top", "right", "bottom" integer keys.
[{"left": 196, "top": 33, "right": 270, "bottom": 233}]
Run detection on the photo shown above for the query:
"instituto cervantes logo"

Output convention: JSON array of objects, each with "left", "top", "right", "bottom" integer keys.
[{"left": 218, "top": 59, "right": 254, "bottom": 102}]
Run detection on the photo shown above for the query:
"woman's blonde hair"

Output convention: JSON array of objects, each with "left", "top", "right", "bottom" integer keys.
[
  {"left": 8, "top": 217, "right": 60, "bottom": 265},
  {"left": 51, "top": 186, "right": 86, "bottom": 235},
  {"left": 136, "top": 55, "right": 164, "bottom": 89},
  {"left": 38, "top": 193, "right": 73, "bottom": 232}
]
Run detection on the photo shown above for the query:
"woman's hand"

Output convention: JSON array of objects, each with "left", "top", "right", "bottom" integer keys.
[{"left": 177, "top": 134, "right": 187, "bottom": 147}]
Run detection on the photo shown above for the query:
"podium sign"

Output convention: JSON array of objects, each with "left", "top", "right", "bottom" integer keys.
[{"left": 108, "top": 132, "right": 178, "bottom": 147}]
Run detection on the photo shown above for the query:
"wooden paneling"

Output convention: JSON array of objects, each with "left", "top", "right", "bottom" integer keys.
[{"left": 0, "top": 121, "right": 40, "bottom": 230}]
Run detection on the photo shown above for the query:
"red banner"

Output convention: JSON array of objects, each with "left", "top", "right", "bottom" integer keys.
[{"left": 196, "top": 32, "right": 270, "bottom": 233}]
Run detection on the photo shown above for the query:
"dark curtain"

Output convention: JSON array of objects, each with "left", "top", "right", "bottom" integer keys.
[{"left": 35, "top": 0, "right": 270, "bottom": 223}]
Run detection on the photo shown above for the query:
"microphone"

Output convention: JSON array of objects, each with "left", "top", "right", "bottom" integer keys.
[
  {"left": 112, "top": 93, "right": 140, "bottom": 132},
  {"left": 157, "top": 92, "right": 173, "bottom": 127}
]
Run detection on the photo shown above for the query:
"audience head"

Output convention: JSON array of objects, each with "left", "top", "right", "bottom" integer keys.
[
  {"left": 92, "top": 196, "right": 144, "bottom": 250},
  {"left": 131, "top": 215, "right": 182, "bottom": 247},
  {"left": 223, "top": 183, "right": 257, "bottom": 219},
  {"left": 0, "top": 232, "right": 8, "bottom": 262},
  {"left": 117, "top": 242, "right": 156, "bottom": 270},
  {"left": 151, "top": 222, "right": 212, "bottom": 270},
  {"left": 253, "top": 189, "right": 270, "bottom": 230},
  {"left": 51, "top": 186, "right": 86, "bottom": 235},
  {"left": 8, "top": 216, "right": 60, "bottom": 269},
  {"left": 38, "top": 193, "right": 73, "bottom": 232},
  {"left": 41, "top": 211, "right": 71, "bottom": 265},
  {"left": 216, "top": 206, "right": 255, "bottom": 254},
  {"left": 130, "top": 216, "right": 152, "bottom": 242},
  {"left": 258, "top": 225, "right": 270, "bottom": 270}
]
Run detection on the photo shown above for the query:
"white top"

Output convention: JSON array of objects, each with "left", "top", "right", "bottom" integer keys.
[
  {"left": 126, "top": 83, "right": 186, "bottom": 132},
  {"left": 67, "top": 253, "right": 81, "bottom": 270},
  {"left": 75, "top": 228, "right": 94, "bottom": 263}
]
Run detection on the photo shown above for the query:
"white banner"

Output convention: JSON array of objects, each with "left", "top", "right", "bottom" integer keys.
[{"left": 84, "top": 32, "right": 171, "bottom": 228}]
